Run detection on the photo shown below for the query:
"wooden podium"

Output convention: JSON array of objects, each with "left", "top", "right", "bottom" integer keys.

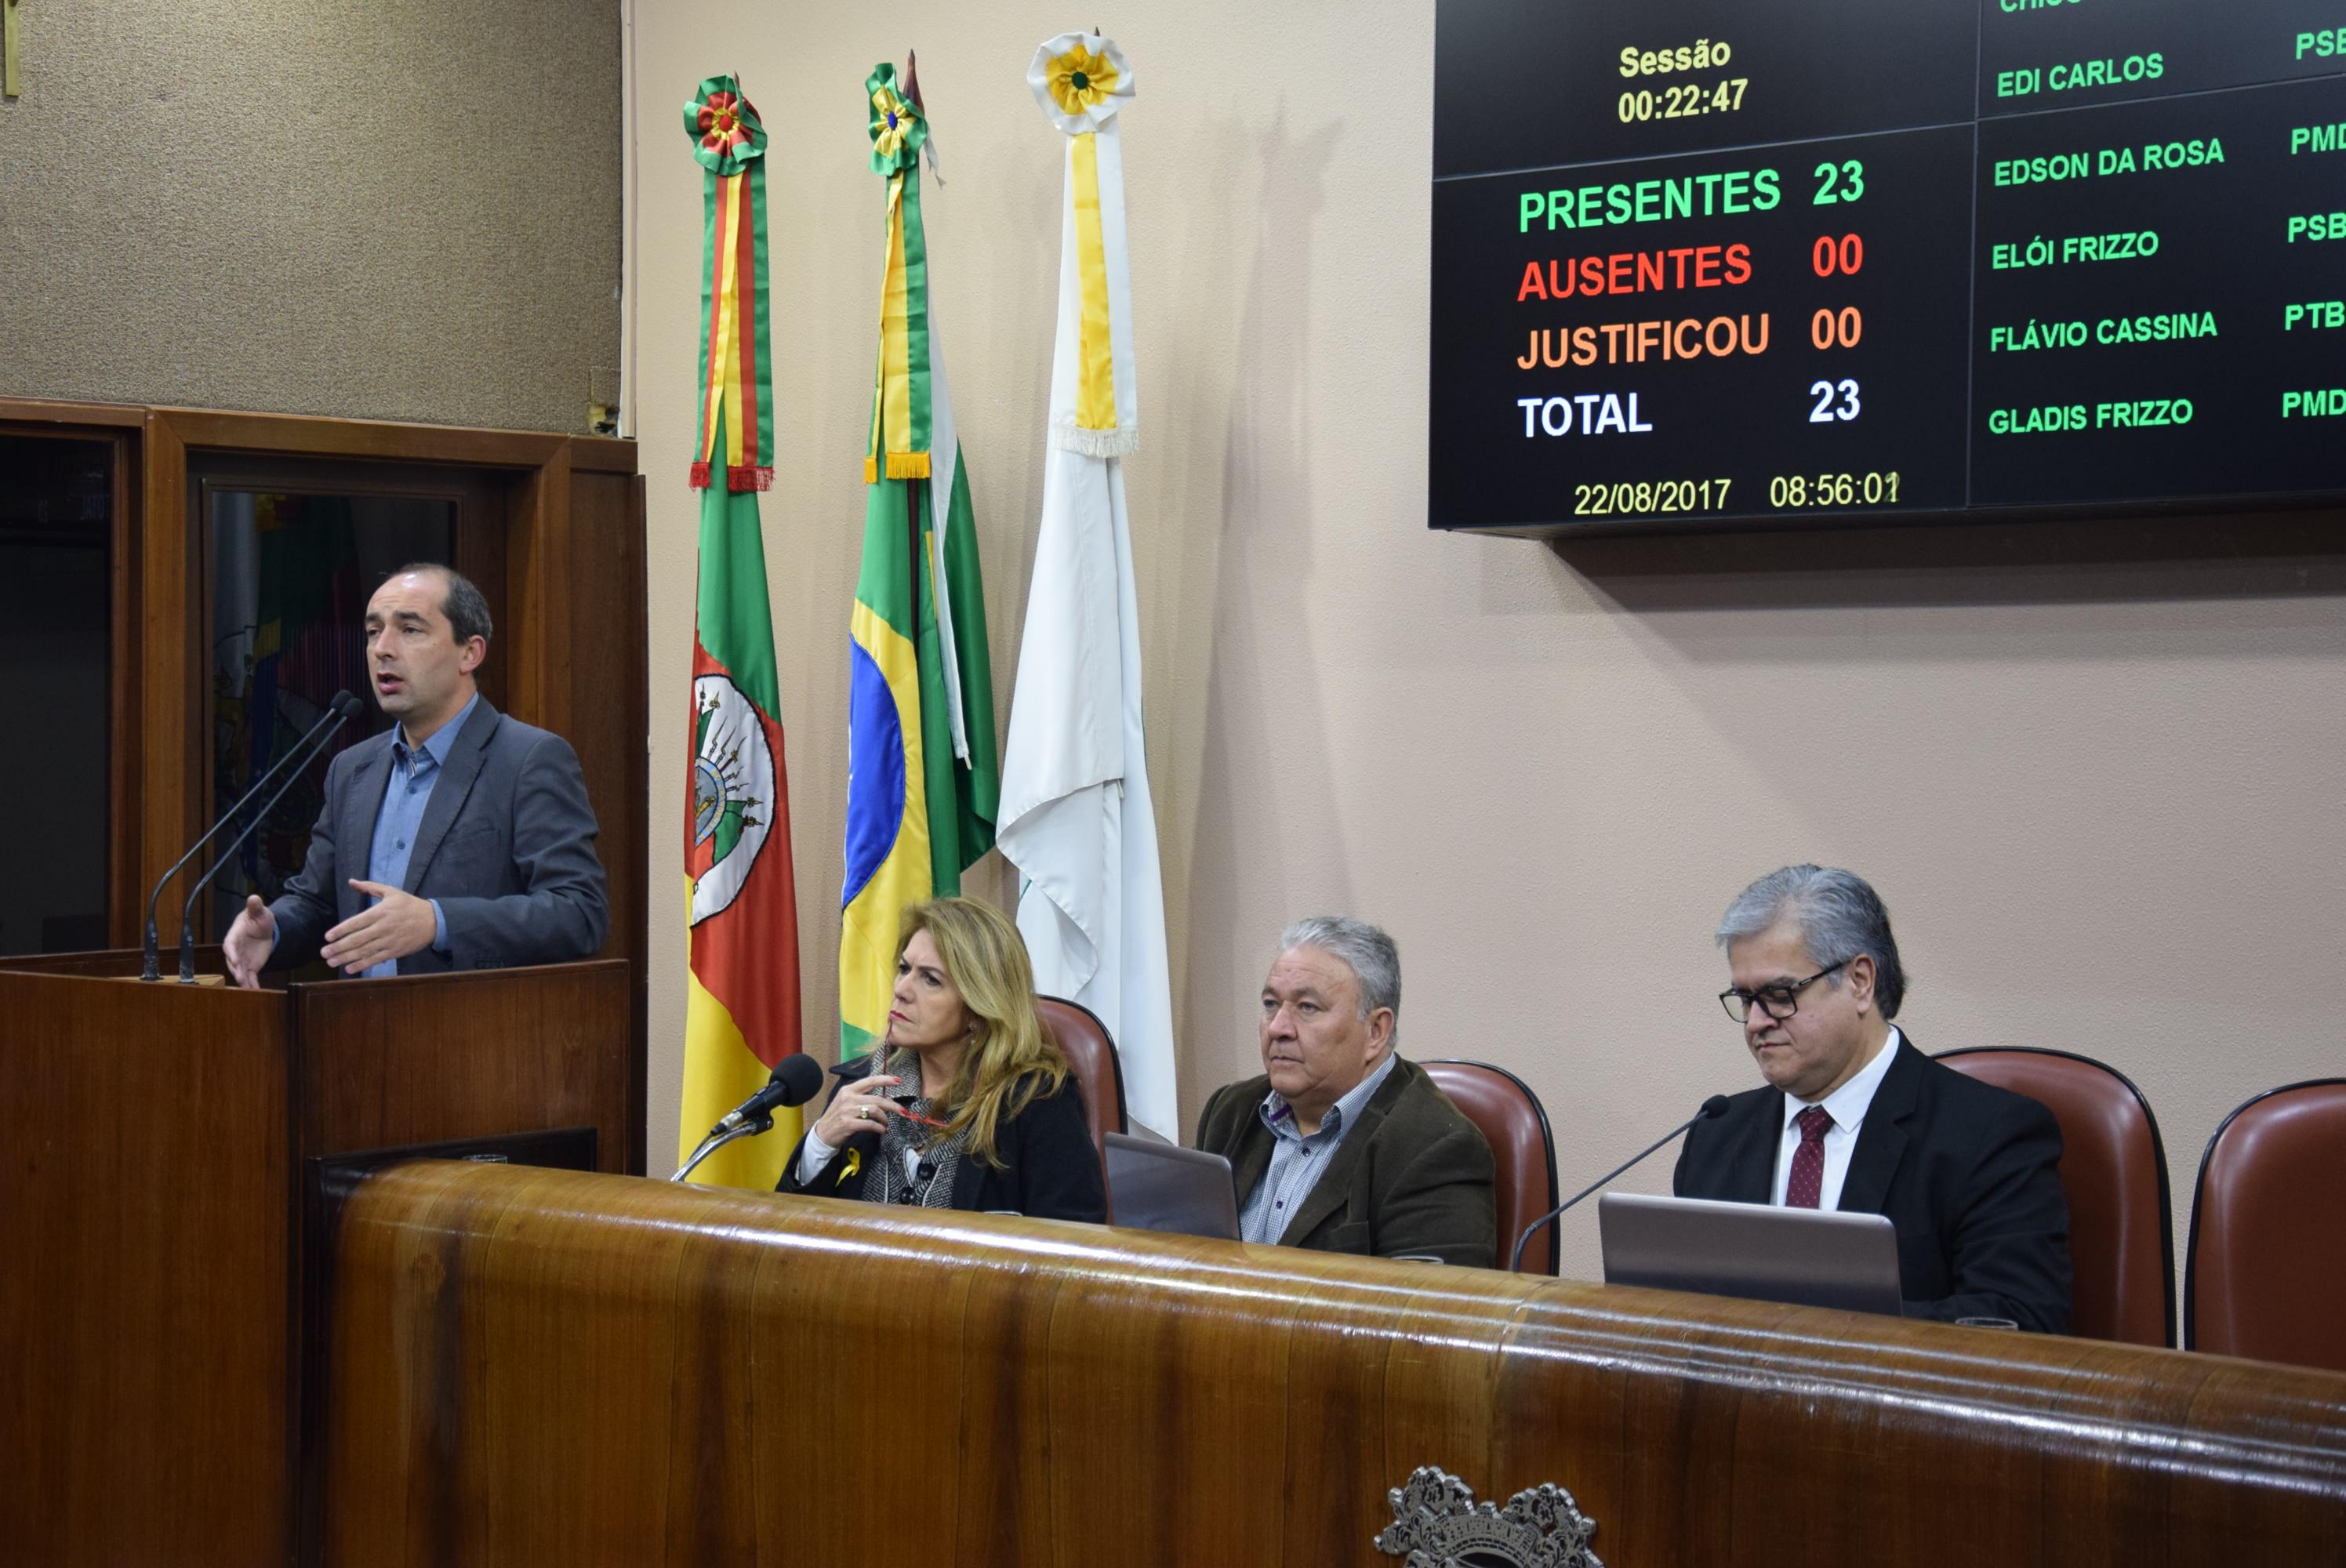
[{"left": 0, "top": 951, "right": 632, "bottom": 1568}]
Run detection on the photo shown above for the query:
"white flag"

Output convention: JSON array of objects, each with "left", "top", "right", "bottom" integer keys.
[{"left": 999, "top": 33, "right": 1177, "bottom": 1138}]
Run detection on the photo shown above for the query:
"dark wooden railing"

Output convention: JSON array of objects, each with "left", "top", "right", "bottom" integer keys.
[{"left": 315, "top": 1160, "right": 2346, "bottom": 1567}]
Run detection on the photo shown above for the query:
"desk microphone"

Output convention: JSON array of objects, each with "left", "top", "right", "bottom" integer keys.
[
  {"left": 714, "top": 1053, "right": 826, "bottom": 1133},
  {"left": 1510, "top": 1094, "right": 1732, "bottom": 1273},
  {"left": 176, "top": 693, "right": 366, "bottom": 982},
  {"left": 140, "top": 690, "right": 362, "bottom": 980},
  {"left": 670, "top": 1054, "right": 827, "bottom": 1182}
]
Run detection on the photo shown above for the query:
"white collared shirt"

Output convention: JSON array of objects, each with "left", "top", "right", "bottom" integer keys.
[{"left": 1770, "top": 1025, "right": 1902, "bottom": 1210}]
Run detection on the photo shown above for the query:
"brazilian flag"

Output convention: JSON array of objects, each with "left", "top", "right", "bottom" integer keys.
[{"left": 840, "top": 63, "right": 999, "bottom": 1058}]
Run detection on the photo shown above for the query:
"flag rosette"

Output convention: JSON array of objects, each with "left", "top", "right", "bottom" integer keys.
[
  {"left": 682, "top": 73, "right": 775, "bottom": 491},
  {"left": 1024, "top": 32, "right": 1138, "bottom": 456},
  {"left": 1027, "top": 33, "right": 1135, "bottom": 133},
  {"left": 686, "top": 79, "right": 767, "bottom": 176},
  {"left": 867, "top": 65, "right": 927, "bottom": 176}
]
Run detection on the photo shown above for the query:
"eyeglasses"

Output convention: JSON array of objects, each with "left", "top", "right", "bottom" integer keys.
[{"left": 1719, "top": 959, "right": 1849, "bottom": 1023}]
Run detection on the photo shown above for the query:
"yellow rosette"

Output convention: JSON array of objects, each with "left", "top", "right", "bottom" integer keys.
[
  {"left": 1027, "top": 32, "right": 1138, "bottom": 455},
  {"left": 1030, "top": 34, "right": 1131, "bottom": 132}
]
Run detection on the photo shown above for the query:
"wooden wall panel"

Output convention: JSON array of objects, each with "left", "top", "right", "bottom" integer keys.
[
  {"left": 564, "top": 468, "right": 648, "bottom": 1171},
  {"left": 0, "top": 971, "right": 292, "bottom": 1568},
  {"left": 501, "top": 445, "right": 574, "bottom": 737},
  {"left": 136, "top": 410, "right": 195, "bottom": 909},
  {"left": 318, "top": 1164, "right": 2346, "bottom": 1568}
]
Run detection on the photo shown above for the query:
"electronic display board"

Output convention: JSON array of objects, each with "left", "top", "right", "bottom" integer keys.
[{"left": 1429, "top": 0, "right": 2346, "bottom": 533}]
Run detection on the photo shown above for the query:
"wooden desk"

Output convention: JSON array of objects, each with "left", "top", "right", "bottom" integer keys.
[
  {"left": 0, "top": 955, "right": 631, "bottom": 1568},
  {"left": 317, "top": 1162, "right": 2346, "bottom": 1566}
]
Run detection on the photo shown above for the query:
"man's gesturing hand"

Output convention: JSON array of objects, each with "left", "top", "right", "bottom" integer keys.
[
  {"left": 224, "top": 895, "right": 276, "bottom": 989},
  {"left": 322, "top": 880, "right": 439, "bottom": 975}
]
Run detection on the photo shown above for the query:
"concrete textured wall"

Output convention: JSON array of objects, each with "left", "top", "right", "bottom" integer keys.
[
  {"left": 626, "top": 2, "right": 2346, "bottom": 1287},
  {"left": 0, "top": 0, "right": 619, "bottom": 432}
]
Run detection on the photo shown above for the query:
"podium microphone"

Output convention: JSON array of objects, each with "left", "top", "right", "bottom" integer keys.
[
  {"left": 671, "top": 1054, "right": 827, "bottom": 1181},
  {"left": 172, "top": 692, "right": 365, "bottom": 982},
  {"left": 141, "top": 690, "right": 364, "bottom": 981},
  {"left": 1510, "top": 1094, "right": 1733, "bottom": 1273}
]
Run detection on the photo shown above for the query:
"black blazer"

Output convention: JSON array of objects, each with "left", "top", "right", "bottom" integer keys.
[
  {"left": 1672, "top": 1036, "right": 2073, "bottom": 1332},
  {"left": 775, "top": 1058, "right": 1107, "bottom": 1223},
  {"left": 1195, "top": 1055, "right": 1497, "bottom": 1268}
]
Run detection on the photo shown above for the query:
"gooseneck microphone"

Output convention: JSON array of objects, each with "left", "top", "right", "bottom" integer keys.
[
  {"left": 174, "top": 692, "right": 366, "bottom": 982},
  {"left": 714, "top": 1053, "right": 827, "bottom": 1134},
  {"left": 1510, "top": 1094, "right": 1732, "bottom": 1274},
  {"left": 141, "top": 690, "right": 363, "bottom": 981},
  {"left": 671, "top": 1054, "right": 828, "bottom": 1182}
]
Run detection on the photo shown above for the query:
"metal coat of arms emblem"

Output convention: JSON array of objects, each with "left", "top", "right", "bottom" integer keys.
[{"left": 1374, "top": 1466, "right": 1605, "bottom": 1568}]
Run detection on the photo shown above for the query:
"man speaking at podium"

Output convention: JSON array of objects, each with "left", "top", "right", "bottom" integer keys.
[
  {"left": 1675, "top": 866, "right": 2072, "bottom": 1331},
  {"left": 222, "top": 564, "right": 608, "bottom": 985}
]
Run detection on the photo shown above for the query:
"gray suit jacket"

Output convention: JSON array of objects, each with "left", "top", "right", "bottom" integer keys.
[{"left": 266, "top": 697, "right": 608, "bottom": 975}]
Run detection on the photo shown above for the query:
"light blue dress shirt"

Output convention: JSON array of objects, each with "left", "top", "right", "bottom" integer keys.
[
  {"left": 1239, "top": 1047, "right": 1401, "bottom": 1246},
  {"left": 356, "top": 693, "right": 474, "bottom": 976}
]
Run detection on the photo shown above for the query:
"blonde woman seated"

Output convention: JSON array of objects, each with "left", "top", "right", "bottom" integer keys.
[{"left": 778, "top": 897, "right": 1107, "bottom": 1222}]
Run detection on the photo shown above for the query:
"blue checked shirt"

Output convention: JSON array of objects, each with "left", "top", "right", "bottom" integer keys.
[
  {"left": 356, "top": 694, "right": 473, "bottom": 975},
  {"left": 1239, "top": 1047, "right": 1400, "bottom": 1246}
]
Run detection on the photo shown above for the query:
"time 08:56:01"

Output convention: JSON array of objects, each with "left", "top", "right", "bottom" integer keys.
[{"left": 1768, "top": 472, "right": 1902, "bottom": 508}]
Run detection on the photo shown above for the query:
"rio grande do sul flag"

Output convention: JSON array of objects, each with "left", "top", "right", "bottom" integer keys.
[
  {"left": 677, "top": 75, "right": 804, "bottom": 1188},
  {"left": 838, "top": 61, "right": 999, "bottom": 1059}
]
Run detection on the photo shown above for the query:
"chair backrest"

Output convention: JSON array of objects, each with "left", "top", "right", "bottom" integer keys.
[
  {"left": 1419, "top": 1059, "right": 1560, "bottom": 1274},
  {"left": 1934, "top": 1047, "right": 2174, "bottom": 1347},
  {"left": 1036, "top": 995, "right": 1126, "bottom": 1174},
  {"left": 2186, "top": 1078, "right": 2346, "bottom": 1370}
]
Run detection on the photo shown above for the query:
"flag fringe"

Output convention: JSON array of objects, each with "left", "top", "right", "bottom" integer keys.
[
  {"left": 727, "top": 465, "right": 775, "bottom": 492},
  {"left": 689, "top": 460, "right": 713, "bottom": 488},
  {"left": 866, "top": 452, "right": 933, "bottom": 482},
  {"left": 1050, "top": 420, "right": 1139, "bottom": 459}
]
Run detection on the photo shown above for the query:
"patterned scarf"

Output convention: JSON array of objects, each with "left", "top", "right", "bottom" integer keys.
[{"left": 862, "top": 1047, "right": 975, "bottom": 1209}]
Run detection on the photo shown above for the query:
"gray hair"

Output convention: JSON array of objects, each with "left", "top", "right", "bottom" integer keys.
[
  {"left": 384, "top": 562, "right": 493, "bottom": 648},
  {"left": 1278, "top": 916, "right": 1401, "bottom": 1046},
  {"left": 1716, "top": 865, "right": 1908, "bottom": 1018}
]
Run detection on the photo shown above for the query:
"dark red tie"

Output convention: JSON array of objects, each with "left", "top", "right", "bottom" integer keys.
[{"left": 1785, "top": 1105, "right": 1833, "bottom": 1209}]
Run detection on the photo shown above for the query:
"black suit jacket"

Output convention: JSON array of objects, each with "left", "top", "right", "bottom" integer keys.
[
  {"left": 266, "top": 697, "right": 609, "bottom": 975},
  {"left": 1673, "top": 1036, "right": 2073, "bottom": 1332},
  {"left": 776, "top": 1058, "right": 1108, "bottom": 1223},
  {"left": 1195, "top": 1055, "right": 1497, "bottom": 1268}
]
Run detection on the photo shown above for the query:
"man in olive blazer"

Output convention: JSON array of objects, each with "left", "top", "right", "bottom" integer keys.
[{"left": 1195, "top": 916, "right": 1496, "bottom": 1268}]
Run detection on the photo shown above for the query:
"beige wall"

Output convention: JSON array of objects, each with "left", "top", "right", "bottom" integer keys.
[
  {"left": 632, "top": 2, "right": 2346, "bottom": 1283},
  {"left": 0, "top": 0, "right": 619, "bottom": 432}
]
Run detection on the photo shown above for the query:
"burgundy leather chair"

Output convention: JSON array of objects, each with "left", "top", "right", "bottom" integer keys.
[
  {"left": 1935, "top": 1047, "right": 2174, "bottom": 1346},
  {"left": 2186, "top": 1078, "right": 2346, "bottom": 1371},
  {"left": 1036, "top": 996, "right": 1126, "bottom": 1212},
  {"left": 1421, "top": 1060, "right": 1560, "bottom": 1274}
]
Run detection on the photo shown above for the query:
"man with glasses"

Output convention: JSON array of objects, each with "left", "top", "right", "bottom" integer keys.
[{"left": 1673, "top": 866, "right": 2072, "bottom": 1331}]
